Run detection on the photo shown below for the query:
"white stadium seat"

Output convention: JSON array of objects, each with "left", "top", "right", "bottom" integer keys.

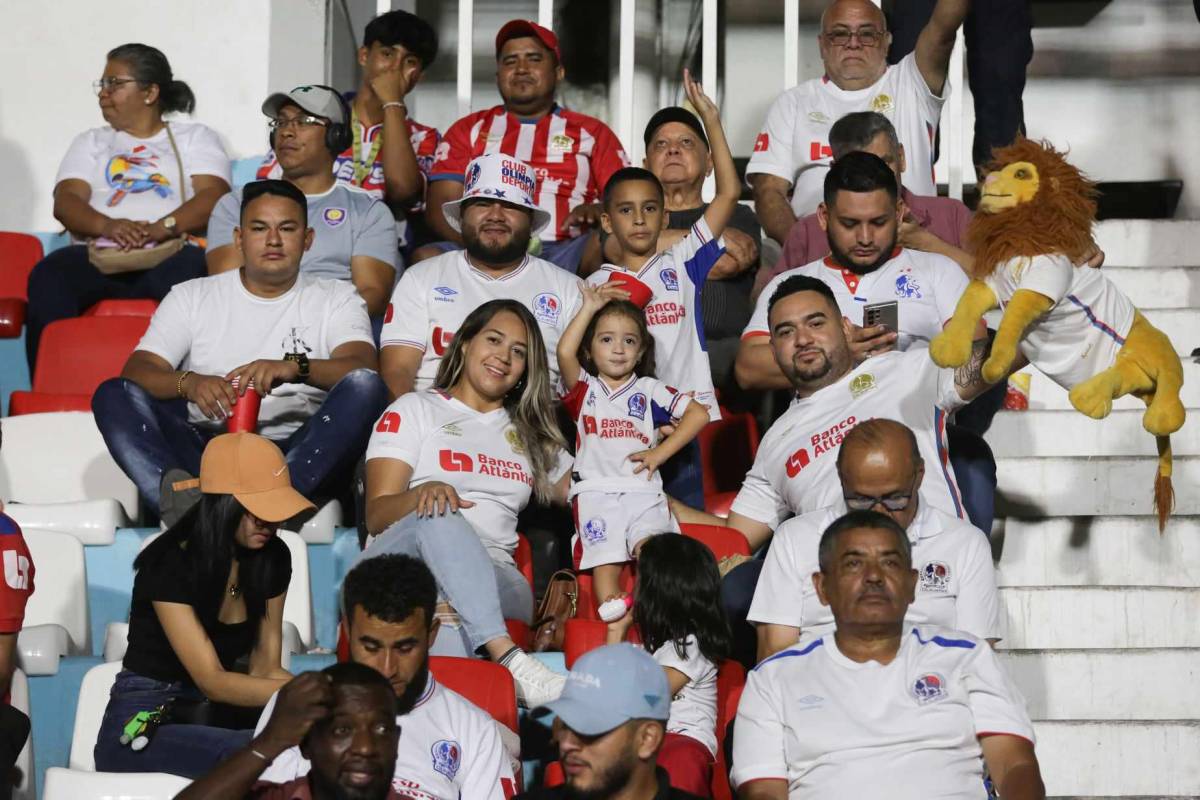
[
  {"left": 285, "top": 498, "right": 342, "bottom": 544},
  {"left": 17, "top": 528, "right": 89, "bottom": 674},
  {"left": 42, "top": 767, "right": 189, "bottom": 799},
  {"left": 70, "top": 661, "right": 121, "bottom": 771},
  {"left": 0, "top": 412, "right": 138, "bottom": 520},
  {"left": 5, "top": 499, "right": 127, "bottom": 545},
  {"left": 9, "top": 668, "right": 34, "bottom": 800}
]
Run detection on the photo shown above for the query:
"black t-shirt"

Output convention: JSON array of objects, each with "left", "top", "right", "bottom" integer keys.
[
  {"left": 515, "top": 767, "right": 704, "bottom": 799},
  {"left": 667, "top": 204, "right": 761, "bottom": 341},
  {"left": 123, "top": 536, "right": 291, "bottom": 684}
]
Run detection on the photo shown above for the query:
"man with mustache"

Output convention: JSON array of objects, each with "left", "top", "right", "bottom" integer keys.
[{"left": 732, "top": 510, "right": 1043, "bottom": 799}]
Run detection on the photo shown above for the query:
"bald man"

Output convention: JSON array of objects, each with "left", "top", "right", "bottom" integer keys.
[
  {"left": 747, "top": 0, "right": 970, "bottom": 244},
  {"left": 748, "top": 419, "right": 1001, "bottom": 662}
]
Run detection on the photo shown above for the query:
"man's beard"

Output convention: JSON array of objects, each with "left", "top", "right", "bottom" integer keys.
[
  {"left": 784, "top": 347, "right": 834, "bottom": 386},
  {"left": 464, "top": 226, "right": 529, "bottom": 265},
  {"left": 395, "top": 661, "right": 430, "bottom": 716},
  {"left": 827, "top": 230, "right": 897, "bottom": 276},
  {"left": 562, "top": 755, "right": 637, "bottom": 800}
]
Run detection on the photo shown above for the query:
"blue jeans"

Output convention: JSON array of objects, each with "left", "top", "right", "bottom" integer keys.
[
  {"left": 947, "top": 424, "right": 997, "bottom": 535},
  {"left": 355, "top": 511, "right": 533, "bottom": 656},
  {"left": 93, "top": 369, "right": 388, "bottom": 513},
  {"left": 720, "top": 551, "right": 767, "bottom": 670},
  {"left": 662, "top": 437, "right": 704, "bottom": 511},
  {"left": 93, "top": 670, "right": 252, "bottom": 778}
]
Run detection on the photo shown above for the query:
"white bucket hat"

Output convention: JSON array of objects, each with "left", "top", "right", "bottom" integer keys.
[{"left": 442, "top": 153, "right": 551, "bottom": 235}]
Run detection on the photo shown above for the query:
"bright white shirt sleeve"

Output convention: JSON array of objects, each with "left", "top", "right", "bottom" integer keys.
[
  {"left": 455, "top": 707, "right": 518, "bottom": 800},
  {"left": 181, "top": 123, "right": 232, "bottom": 183},
  {"left": 647, "top": 379, "right": 688, "bottom": 424},
  {"left": 926, "top": 349, "right": 968, "bottom": 413},
  {"left": 252, "top": 691, "right": 314, "bottom": 782},
  {"left": 365, "top": 394, "right": 425, "bottom": 466},
  {"left": 730, "top": 666, "right": 789, "bottom": 789},
  {"left": 898, "top": 51, "right": 947, "bottom": 116},
  {"left": 745, "top": 90, "right": 798, "bottom": 183},
  {"left": 1009, "top": 254, "right": 1075, "bottom": 304},
  {"left": 930, "top": 254, "right": 971, "bottom": 325},
  {"left": 54, "top": 130, "right": 98, "bottom": 185},
  {"left": 548, "top": 446, "right": 574, "bottom": 485},
  {"left": 746, "top": 527, "right": 806, "bottom": 628},
  {"left": 205, "top": 191, "right": 240, "bottom": 251},
  {"left": 966, "top": 640, "right": 1037, "bottom": 742},
  {"left": 134, "top": 283, "right": 195, "bottom": 367},
  {"left": 324, "top": 283, "right": 377, "bottom": 352},
  {"left": 671, "top": 216, "right": 726, "bottom": 286},
  {"left": 380, "top": 265, "right": 432, "bottom": 349},
  {"left": 954, "top": 530, "right": 1004, "bottom": 641},
  {"left": 653, "top": 635, "right": 710, "bottom": 684},
  {"left": 729, "top": 454, "right": 788, "bottom": 529}
]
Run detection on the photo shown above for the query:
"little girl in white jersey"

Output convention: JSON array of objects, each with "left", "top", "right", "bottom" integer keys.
[
  {"left": 617, "top": 533, "right": 732, "bottom": 797},
  {"left": 557, "top": 283, "right": 710, "bottom": 623}
]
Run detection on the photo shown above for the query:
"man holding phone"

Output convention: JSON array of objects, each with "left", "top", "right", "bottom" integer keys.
[{"left": 735, "top": 151, "right": 982, "bottom": 391}]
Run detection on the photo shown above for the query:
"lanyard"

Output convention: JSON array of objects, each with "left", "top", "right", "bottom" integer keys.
[{"left": 350, "top": 107, "right": 383, "bottom": 186}]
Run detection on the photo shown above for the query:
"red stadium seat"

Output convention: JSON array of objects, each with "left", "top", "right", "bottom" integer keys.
[
  {"left": 698, "top": 411, "right": 760, "bottom": 497},
  {"left": 429, "top": 655, "right": 519, "bottom": 735},
  {"left": 680, "top": 523, "right": 751, "bottom": 561},
  {"left": 704, "top": 490, "right": 738, "bottom": 518},
  {"left": 575, "top": 567, "right": 636, "bottom": 622},
  {"left": 0, "top": 233, "right": 43, "bottom": 337},
  {"left": 544, "top": 760, "right": 565, "bottom": 788},
  {"left": 7, "top": 392, "right": 92, "bottom": 415},
  {"left": 712, "top": 660, "right": 747, "bottom": 800},
  {"left": 506, "top": 618, "right": 532, "bottom": 650},
  {"left": 9, "top": 315, "right": 149, "bottom": 414},
  {"left": 514, "top": 533, "right": 535, "bottom": 588},
  {"left": 563, "top": 619, "right": 641, "bottom": 669},
  {"left": 84, "top": 299, "right": 159, "bottom": 317}
]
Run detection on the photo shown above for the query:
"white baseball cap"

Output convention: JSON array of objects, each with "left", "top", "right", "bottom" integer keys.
[{"left": 442, "top": 153, "right": 551, "bottom": 235}]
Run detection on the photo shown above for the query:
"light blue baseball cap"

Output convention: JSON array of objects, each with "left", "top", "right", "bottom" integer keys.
[{"left": 533, "top": 644, "right": 670, "bottom": 736}]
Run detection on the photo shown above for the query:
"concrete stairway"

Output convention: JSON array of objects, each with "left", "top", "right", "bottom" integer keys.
[{"left": 987, "top": 219, "right": 1199, "bottom": 798}]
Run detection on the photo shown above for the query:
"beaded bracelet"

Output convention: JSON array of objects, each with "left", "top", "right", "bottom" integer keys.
[
  {"left": 176, "top": 370, "right": 192, "bottom": 399},
  {"left": 382, "top": 101, "right": 407, "bottom": 113}
]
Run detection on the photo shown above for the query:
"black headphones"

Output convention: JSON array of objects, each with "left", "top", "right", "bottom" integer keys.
[{"left": 269, "top": 85, "right": 354, "bottom": 157}]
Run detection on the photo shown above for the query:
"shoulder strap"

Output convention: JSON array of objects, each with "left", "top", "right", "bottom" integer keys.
[{"left": 164, "top": 122, "right": 187, "bottom": 203}]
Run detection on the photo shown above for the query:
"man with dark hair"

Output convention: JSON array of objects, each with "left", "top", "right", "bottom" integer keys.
[
  {"left": 253, "top": 554, "right": 518, "bottom": 800},
  {"left": 178, "top": 663, "right": 403, "bottom": 800},
  {"left": 750, "top": 418, "right": 1000, "bottom": 661},
  {"left": 732, "top": 510, "right": 1044, "bottom": 799},
  {"left": 208, "top": 86, "right": 399, "bottom": 316},
  {"left": 93, "top": 180, "right": 388, "bottom": 521},
  {"left": 424, "top": 19, "right": 630, "bottom": 272}
]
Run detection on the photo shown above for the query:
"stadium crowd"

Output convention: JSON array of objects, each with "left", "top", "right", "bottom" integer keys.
[{"left": 2, "top": 1, "right": 1070, "bottom": 798}]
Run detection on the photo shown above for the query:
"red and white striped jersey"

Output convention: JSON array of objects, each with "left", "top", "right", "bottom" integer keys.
[{"left": 430, "top": 104, "right": 630, "bottom": 242}]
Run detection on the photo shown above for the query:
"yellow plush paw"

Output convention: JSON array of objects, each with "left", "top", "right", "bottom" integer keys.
[
  {"left": 981, "top": 352, "right": 1013, "bottom": 385},
  {"left": 1069, "top": 377, "right": 1115, "bottom": 420},
  {"left": 930, "top": 331, "right": 971, "bottom": 368},
  {"left": 1144, "top": 397, "right": 1185, "bottom": 436}
]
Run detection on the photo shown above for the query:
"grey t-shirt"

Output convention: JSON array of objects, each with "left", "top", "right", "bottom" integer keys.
[{"left": 207, "top": 182, "right": 398, "bottom": 282}]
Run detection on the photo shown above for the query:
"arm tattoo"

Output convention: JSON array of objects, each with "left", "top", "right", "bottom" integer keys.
[{"left": 954, "top": 338, "right": 989, "bottom": 392}]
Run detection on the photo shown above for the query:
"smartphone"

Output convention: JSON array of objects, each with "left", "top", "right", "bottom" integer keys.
[{"left": 863, "top": 300, "right": 899, "bottom": 332}]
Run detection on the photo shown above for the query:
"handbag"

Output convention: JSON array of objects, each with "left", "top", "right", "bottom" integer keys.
[
  {"left": 88, "top": 122, "right": 189, "bottom": 274},
  {"left": 531, "top": 569, "right": 579, "bottom": 652}
]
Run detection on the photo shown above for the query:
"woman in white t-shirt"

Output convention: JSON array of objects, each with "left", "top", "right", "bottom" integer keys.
[
  {"left": 358, "top": 298, "right": 572, "bottom": 709},
  {"left": 26, "top": 43, "right": 231, "bottom": 371}
]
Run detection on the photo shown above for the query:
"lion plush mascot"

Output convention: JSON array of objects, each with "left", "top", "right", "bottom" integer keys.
[{"left": 930, "top": 138, "right": 1185, "bottom": 530}]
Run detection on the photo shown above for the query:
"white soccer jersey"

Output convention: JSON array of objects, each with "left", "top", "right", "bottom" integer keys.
[
  {"left": 586, "top": 218, "right": 724, "bottom": 421},
  {"left": 366, "top": 389, "right": 570, "bottom": 561},
  {"left": 730, "top": 348, "right": 967, "bottom": 526},
  {"left": 745, "top": 249, "right": 968, "bottom": 351},
  {"left": 984, "top": 254, "right": 1136, "bottom": 389},
  {"left": 562, "top": 371, "right": 690, "bottom": 494},
  {"left": 746, "top": 52, "right": 944, "bottom": 216},
  {"left": 380, "top": 250, "right": 582, "bottom": 390},
  {"left": 731, "top": 625, "right": 1035, "bottom": 798},
  {"left": 255, "top": 674, "right": 517, "bottom": 800},
  {"left": 653, "top": 636, "right": 719, "bottom": 756},
  {"left": 748, "top": 503, "right": 1002, "bottom": 641}
]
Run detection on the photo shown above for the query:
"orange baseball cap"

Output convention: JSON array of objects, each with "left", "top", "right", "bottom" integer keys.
[{"left": 198, "top": 433, "right": 316, "bottom": 523}]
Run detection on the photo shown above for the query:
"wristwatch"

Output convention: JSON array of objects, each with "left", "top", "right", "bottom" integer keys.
[
  {"left": 161, "top": 215, "right": 178, "bottom": 234},
  {"left": 284, "top": 352, "right": 310, "bottom": 381}
]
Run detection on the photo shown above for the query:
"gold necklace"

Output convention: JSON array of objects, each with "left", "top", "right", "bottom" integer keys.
[{"left": 229, "top": 583, "right": 240, "bottom": 598}]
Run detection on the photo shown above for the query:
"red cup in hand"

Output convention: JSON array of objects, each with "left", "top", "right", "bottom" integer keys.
[
  {"left": 606, "top": 272, "right": 654, "bottom": 310},
  {"left": 227, "top": 378, "right": 261, "bottom": 433}
]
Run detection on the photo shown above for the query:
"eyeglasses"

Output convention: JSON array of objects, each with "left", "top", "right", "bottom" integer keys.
[
  {"left": 93, "top": 77, "right": 140, "bottom": 95},
  {"left": 824, "top": 27, "right": 884, "bottom": 47},
  {"left": 268, "top": 115, "right": 329, "bottom": 131},
  {"left": 844, "top": 491, "right": 913, "bottom": 512}
]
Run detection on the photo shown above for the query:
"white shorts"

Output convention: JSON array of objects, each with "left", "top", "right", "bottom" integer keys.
[{"left": 571, "top": 490, "right": 679, "bottom": 570}]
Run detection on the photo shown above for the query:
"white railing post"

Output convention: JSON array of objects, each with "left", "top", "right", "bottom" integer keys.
[
  {"left": 457, "top": 0, "right": 474, "bottom": 118},
  {"left": 618, "top": 0, "right": 636, "bottom": 158},
  {"left": 376, "top": 0, "right": 391, "bottom": 16},
  {"left": 538, "top": 0, "right": 554, "bottom": 29},
  {"left": 946, "top": 28, "right": 966, "bottom": 200},
  {"left": 784, "top": 0, "right": 799, "bottom": 90}
]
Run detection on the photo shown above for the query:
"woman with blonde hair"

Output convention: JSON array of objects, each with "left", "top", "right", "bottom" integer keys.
[{"left": 360, "top": 298, "right": 570, "bottom": 707}]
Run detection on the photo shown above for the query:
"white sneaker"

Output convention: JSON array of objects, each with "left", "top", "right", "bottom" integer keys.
[{"left": 505, "top": 650, "right": 566, "bottom": 709}]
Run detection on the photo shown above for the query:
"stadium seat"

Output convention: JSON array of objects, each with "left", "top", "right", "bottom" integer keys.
[
  {"left": 83, "top": 299, "right": 158, "bottom": 317},
  {"left": 680, "top": 523, "right": 751, "bottom": 561},
  {"left": 0, "top": 412, "right": 139, "bottom": 520},
  {"left": 10, "top": 668, "right": 33, "bottom": 800},
  {"left": 279, "top": 529, "right": 313, "bottom": 650},
  {"left": 712, "top": 659, "right": 747, "bottom": 800},
  {"left": 704, "top": 490, "right": 737, "bottom": 518},
  {"left": 283, "top": 499, "right": 343, "bottom": 545},
  {"left": 505, "top": 618, "right": 532, "bottom": 650},
  {"left": 70, "top": 660, "right": 122, "bottom": 770},
  {"left": 0, "top": 232, "right": 43, "bottom": 338},
  {"left": 543, "top": 759, "right": 565, "bottom": 788},
  {"left": 514, "top": 532, "right": 534, "bottom": 588},
  {"left": 563, "top": 619, "right": 641, "bottom": 669},
  {"left": 575, "top": 567, "right": 636, "bottom": 622},
  {"left": 17, "top": 529, "right": 89, "bottom": 673},
  {"left": 5, "top": 498, "right": 126, "bottom": 546},
  {"left": 429, "top": 655, "right": 518, "bottom": 735},
  {"left": 10, "top": 315, "right": 150, "bottom": 414},
  {"left": 698, "top": 411, "right": 760, "bottom": 497},
  {"left": 42, "top": 767, "right": 189, "bottom": 799}
]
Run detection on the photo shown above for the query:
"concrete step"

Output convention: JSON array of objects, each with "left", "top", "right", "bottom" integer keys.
[
  {"left": 1100, "top": 266, "right": 1200, "bottom": 309},
  {"left": 1025, "top": 364, "right": 1200, "bottom": 412},
  {"left": 999, "top": 649, "right": 1200, "bottom": 720},
  {"left": 995, "top": 516, "right": 1200, "bottom": 588},
  {"left": 986, "top": 410, "right": 1199, "bottom": 458},
  {"left": 995, "top": 456, "right": 1200, "bottom": 517},
  {"left": 1094, "top": 218, "right": 1200, "bottom": 268},
  {"left": 1000, "top": 586, "right": 1200, "bottom": 649},
  {"left": 1035, "top": 720, "right": 1200, "bottom": 797}
]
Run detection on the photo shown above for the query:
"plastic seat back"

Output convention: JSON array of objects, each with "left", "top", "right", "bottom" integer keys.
[
  {"left": 681, "top": 523, "right": 751, "bottom": 561},
  {"left": 712, "top": 659, "right": 747, "bottom": 800},
  {"left": 0, "top": 233, "right": 42, "bottom": 301},
  {"left": 31, "top": 315, "right": 150, "bottom": 395},
  {"left": 698, "top": 411, "right": 760, "bottom": 496},
  {"left": 278, "top": 530, "right": 313, "bottom": 648},
  {"left": 429, "top": 655, "right": 518, "bottom": 734},
  {"left": 43, "top": 767, "right": 190, "bottom": 799},
  {"left": 70, "top": 661, "right": 122, "bottom": 771},
  {"left": 84, "top": 299, "right": 159, "bottom": 318},
  {"left": 22, "top": 528, "right": 89, "bottom": 654},
  {"left": 514, "top": 532, "right": 534, "bottom": 588}
]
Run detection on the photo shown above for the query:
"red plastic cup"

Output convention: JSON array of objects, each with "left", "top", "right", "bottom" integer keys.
[
  {"left": 227, "top": 378, "right": 261, "bottom": 433},
  {"left": 606, "top": 271, "right": 654, "bottom": 309}
]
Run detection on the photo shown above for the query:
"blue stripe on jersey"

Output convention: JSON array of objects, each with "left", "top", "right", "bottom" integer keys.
[
  {"left": 0, "top": 515, "right": 19, "bottom": 535},
  {"left": 753, "top": 638, "right": 824, "bottom": 671},
  {"left": 651, "top": 400, "right": 673, "bottom": 427},
  {"left": 912, "top": 628, "right": 976, "bottom": 649},
  {"left": 1066, "top": 294, "right": 1127, "bottom": 345}
]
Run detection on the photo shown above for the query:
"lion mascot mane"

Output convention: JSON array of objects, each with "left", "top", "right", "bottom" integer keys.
[{"left": 930, "top": 138, "right": 1185, "bottom": 530}]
